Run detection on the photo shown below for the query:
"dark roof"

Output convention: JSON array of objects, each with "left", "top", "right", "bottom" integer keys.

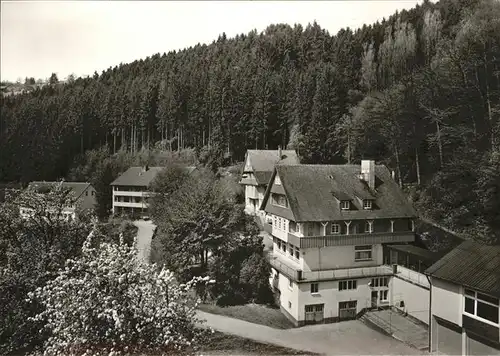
[
  {"left": 263, "top": 164, "right": 416, "bottom": 222},
  {"left": 242, "top": 150, "right": 300, "bottom": 185},
  {"left": 28, "top": 181, "right": 91, "bottom": 199},
  {"left": 111, "top": 166, "right": 195, "bottom": 186},
  {"left": 387, "top": 244, "right": 441, "bottom": 263},
  {"left": 425, "top": 240, "right": 500, "bottom": 298}
]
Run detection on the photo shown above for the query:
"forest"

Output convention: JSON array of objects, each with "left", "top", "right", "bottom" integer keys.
[{"left": 0, "top": 0, "right": 499, "bottom": 243}]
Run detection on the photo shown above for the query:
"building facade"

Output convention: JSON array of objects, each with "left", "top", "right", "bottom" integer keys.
[
  {"left": 20, "top": 181, "right": 96, "bottom": 221},
  {"left": 261, "top": 160, "right": 417, "bottom": 326},
  {"left": 111, "top": 166, "right": 195, "bottom": 218},
  {"left": 426, "top": 241, "right": 500, "bottom": 355},
  {"left": 239, "top": 149, "right": 299, "bottom": 220}
]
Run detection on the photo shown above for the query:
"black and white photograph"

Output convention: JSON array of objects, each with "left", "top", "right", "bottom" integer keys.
[{"left": 1, "top": 0, "right": 499, "bottom": 355}]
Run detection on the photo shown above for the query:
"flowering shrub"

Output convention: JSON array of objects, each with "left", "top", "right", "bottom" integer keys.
[{"left": 28, "top": 226, "right": 212, "bottom": 356}]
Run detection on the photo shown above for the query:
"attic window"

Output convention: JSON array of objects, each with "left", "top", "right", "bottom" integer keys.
[
  {"left": 272, "top": 194, "right": 288, "bottom": 208},
  {"left": 341, "top": 201, "right": 350, "bottom": 210},
  {"left": 363, "top": 200, "right": 373, "bottom": 210}
]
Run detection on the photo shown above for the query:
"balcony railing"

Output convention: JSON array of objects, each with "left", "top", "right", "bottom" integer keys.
[
  {"left": 268, "top": 255, "right": 302, "bottom": 281},
  {"left": 301, "top": 265, "right": 394, "bottom": 282},
  {"left": 268, "top": 253, "right": 394, "bottom": 283},
  {"left": 394, "top": 265, "right": 430, "bottom": 288},
  {"left": 290, "top": 231, "right": 415, "bottom": 249}
]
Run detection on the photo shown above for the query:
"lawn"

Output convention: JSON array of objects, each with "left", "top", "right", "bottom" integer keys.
[
  {"left": 198, "top": 303, "right": 295, "bottom": 329},
  {"left": 198, "top": 331, "right": 317, "bottom": 355}
]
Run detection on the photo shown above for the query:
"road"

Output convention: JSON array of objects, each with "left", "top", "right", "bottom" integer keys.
[
  {"left": 196, "top": 310, "right": 426, "bottom": 356},
  {"left": 133, "top": 219, "right": 156, "bottom": 263}
]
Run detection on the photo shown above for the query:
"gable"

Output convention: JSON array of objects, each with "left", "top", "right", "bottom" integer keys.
[{"left": 260, "top": 169, "right": 296, "bottom": 221}]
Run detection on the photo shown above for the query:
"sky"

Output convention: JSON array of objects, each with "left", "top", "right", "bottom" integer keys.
[{"left": 1, "top": 0, "right": 423, "bottom": 82}]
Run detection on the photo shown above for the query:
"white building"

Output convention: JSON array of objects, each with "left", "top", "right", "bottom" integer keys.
[
  {"left": 261, "top": 161, "right": 417, "bottom": 326},
  {"left": 111, "top": 166, "right": 195, "bottom": 218},
  {"left": 19, "top": 181, "right": 96, "bottom": 221},
  {"left": 426, "top": 240, "right": 500, "bottom": 355},
  {"left": 239, "top": 148, "right": 299, "bottom": 220}
]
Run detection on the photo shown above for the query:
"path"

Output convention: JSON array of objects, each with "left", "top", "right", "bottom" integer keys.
[
  {"left": 133, "top": 219, "right": 156, "bottom": 263},
  {"left": 196, "top": 310, "right": 427, "bottom": 356},
  {"left": 361, "top": 309, "right": 429, "bottom": 351}
]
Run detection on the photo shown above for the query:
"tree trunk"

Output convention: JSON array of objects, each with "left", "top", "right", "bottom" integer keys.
[
  {"left": 415, "top": 146, "right": 421, "bottom": 185},
  {"left": 395, "top": 144, "right": 403, "bottom": 187},
  {"left": 436, "top": 121, "right": 443, "bottom": 168},
  {"left": 113, "top": 131, "right": 117, "bottom": 154}
]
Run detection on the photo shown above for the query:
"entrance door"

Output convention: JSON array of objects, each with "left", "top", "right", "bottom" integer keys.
[
  {"left": 339, "top": 301, "right": 357, "bottom": 320},
  {"left": 305, "top": 304, "right": 324, "bottom": 325},
  {"left": 371, "top": 291, "right": 378, "bottom": 308}
]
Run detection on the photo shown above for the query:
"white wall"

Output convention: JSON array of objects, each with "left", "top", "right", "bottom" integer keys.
[
  {"left": 274, "top": 271, "right": 299, "bottom": 321},
  {"left": 296, "top": 277, "right": 378, "bottom": 321},
  {"left": 301, "top": 244, "right": 383, "bottom": 271},
  {"left": 392, "top": 275, "right": 430, "bottom": 324},
  {"left": 431, "top": 278, "right": 462, "bottom": 326}
]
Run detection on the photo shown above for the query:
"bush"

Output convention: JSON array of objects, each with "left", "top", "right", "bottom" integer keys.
[{"left": 28, "top": 229, "right": 213, "bottom": 356}]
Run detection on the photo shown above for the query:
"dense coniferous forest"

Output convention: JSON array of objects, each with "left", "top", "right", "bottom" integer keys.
[{"left": 0, "top": 0, "right": 499, "bottom": 242}]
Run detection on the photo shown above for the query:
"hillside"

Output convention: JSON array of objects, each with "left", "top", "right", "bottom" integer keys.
[{"left": 0, "top": 0, "right": 499, "bottom": 243}]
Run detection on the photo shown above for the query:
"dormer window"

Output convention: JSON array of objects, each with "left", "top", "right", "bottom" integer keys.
[
  {"left": 363, "top": 199, "right": 373, "bottom": 210},
  {"left": 341, "top": 201, "right": 350, "bottom": 210},
  {"left": 272, "top": 194, "right": 288, "bottom": 208}
]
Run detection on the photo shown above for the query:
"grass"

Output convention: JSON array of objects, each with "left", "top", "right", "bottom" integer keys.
[
  {"left": 198, "top": 303, "right": 295, "bottom": 329},
  {"left": 198, "top": 330, "right": 317, "bottom": 355}
]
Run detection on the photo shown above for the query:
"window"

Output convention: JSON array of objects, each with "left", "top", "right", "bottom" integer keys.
[
  {"left": 85, "top": 191, "right": 88, "bottom": 196},
  {"left": 294, "top": 247, "right": 300, "bottom": 259},
  {"left": 330, "top": 223, "right": 341, "bottom": 234},
  {"left": 355, "top": 245, "right": 373, "bottom": 261},
  {"left": 288, "top": 278, "right": 293, "bottom": 289},
  {"left": 277, "top": 240, "right": 281, "bottom": 250},
  {"left": 91, "top": 190, "right": 95, "bottom": 196},
  {"left": 379, "top": 290, "right": 389, "bottom": 301},
  {"left": 464, "top": 289, "right": 499, "bottom": 324},
  {"left": 371, "top": 277, "right": 389, "bottom": 287},
  {"left": 289, "top": 221, "right": 298, "bottom": 233},
  {"left": 281, "top": 241, "right": 286, "bottom": 252},
  {"left": 363, "top": 199, "right": 373, "bottom": 210},
  {"left": 288, "top": 301, "right": 292, "bottom": 309},
  {"left": 310, "top": 283, "right": 319, "bottom": 294},
  {"left": 364, "top": 220, "right": 373, "bottom": 233},
  {"left": 341, "top": 200, "right": 350, "bottom": 210},
  {"left": 288, "top": 244, "right": 294, "bottom": 255},
  {"left": 339, "top": 280, "right": 357, "bottom": 291},
  {"left": 272, "top": 194, "right": 288, "bottom": 207}
]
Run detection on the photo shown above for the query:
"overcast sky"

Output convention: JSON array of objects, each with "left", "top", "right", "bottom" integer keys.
[{"left": 1, "top": 0, "right": 423, "bottom": 82}]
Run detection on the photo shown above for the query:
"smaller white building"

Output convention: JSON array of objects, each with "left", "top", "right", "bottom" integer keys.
[
  {"left": 20, "top": 181, "right": 96, "bottom": 221},
  {"left": 426, "top": 240, "right": 500, "bottom": 355},
  {"left": 111, "top": 166, "right": 195, "bottom": 218}
]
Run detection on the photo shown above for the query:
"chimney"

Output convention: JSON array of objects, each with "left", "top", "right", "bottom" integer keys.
[
  {"left": 361, "top": 160, "right": 375, "bottom": 189},
  {"left": 278, "top": 145, "right": 282, "bottom": 161}
]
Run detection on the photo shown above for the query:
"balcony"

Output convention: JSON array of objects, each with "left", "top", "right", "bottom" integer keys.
[
  {"left": 290, "top": 231, "right": 415, "bottom": 249},
  {"left": 268, "top": 254, "right": 394, "bottom": 283},
  {"left": 301, "top": 265, "right": 394, "bottom": 282},
  {"left": 268, "top": 255, "right": 302, "bottom": 281},
  {"left": 114, "top": 190, "right": 153, "bottom": 197},
  {"left": 394, "top": 265, "right": 430, "bottom": 288},
  {"left": 113, "top": 201, "right": 148, "bottom": 208}
]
